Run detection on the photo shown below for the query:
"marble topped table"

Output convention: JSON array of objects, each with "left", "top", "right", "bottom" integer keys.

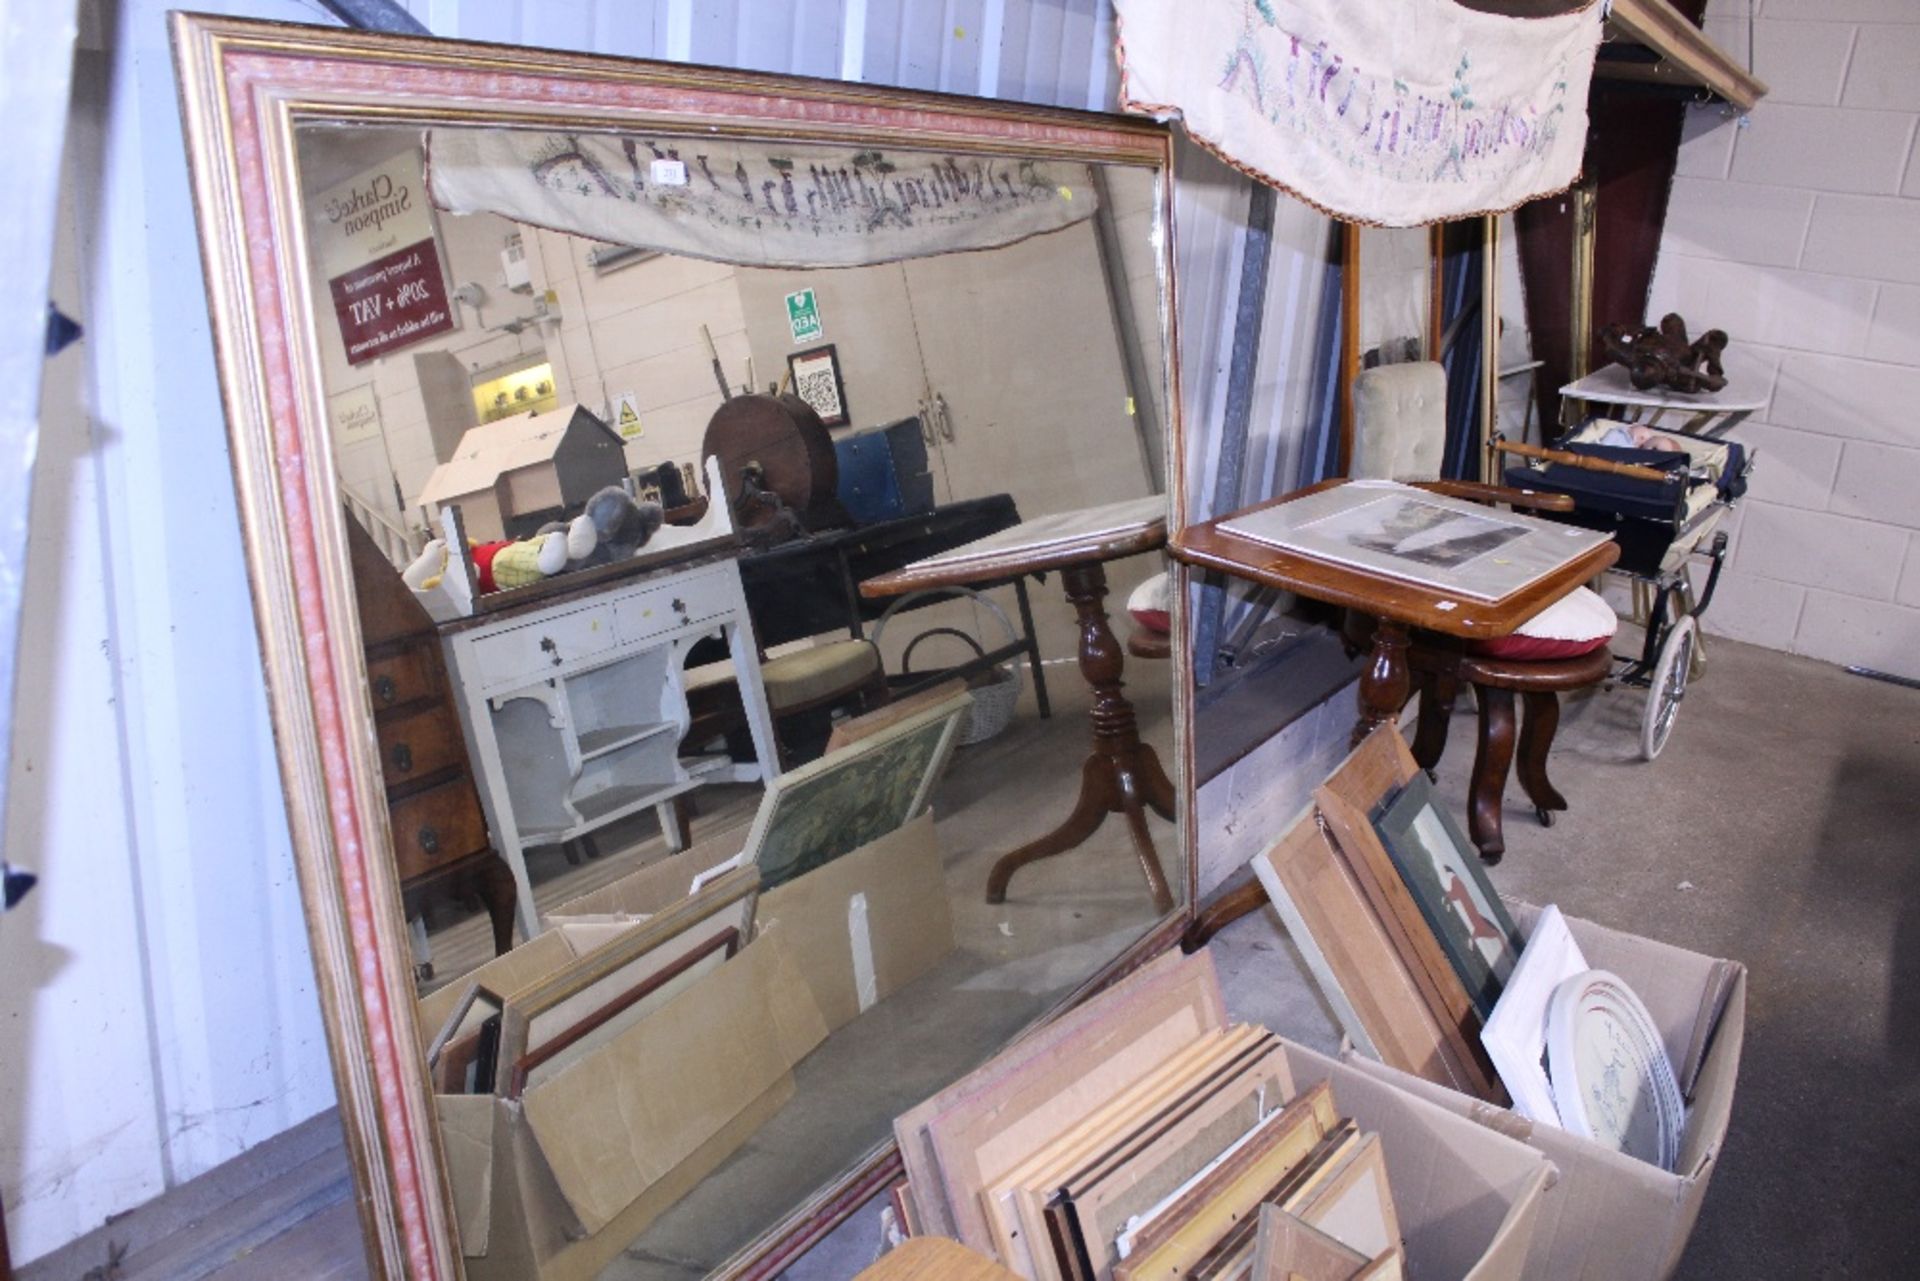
[{"left": 1559, "top": 362, "right": 1768, "bottom": 438}]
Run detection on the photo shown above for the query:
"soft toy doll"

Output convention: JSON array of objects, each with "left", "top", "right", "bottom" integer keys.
[
  {"left": 470, "top": 516, "right": 597, "bottom": 593},
  {"left": 572, "top": 485, "right": 665, "bottom": 565},
  {"left": 400, "top": 515, "right": 594, "bottom": 600},
  {"left": 401, "top": 486, "right": 666, "bottom": 605}
]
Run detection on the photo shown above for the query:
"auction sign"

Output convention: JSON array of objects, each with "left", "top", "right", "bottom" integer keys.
[{"left": 312, "top": 151, "right": 456, "bottom": 365}]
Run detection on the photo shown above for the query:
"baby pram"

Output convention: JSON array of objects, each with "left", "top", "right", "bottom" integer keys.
[{"left": 1496, "top": 419, "right": 1754, "bottom": 759}]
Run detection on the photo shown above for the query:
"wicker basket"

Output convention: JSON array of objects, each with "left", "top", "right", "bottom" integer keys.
[{"left": 872, "top": 589, "right": 1024, "bottom": 746}]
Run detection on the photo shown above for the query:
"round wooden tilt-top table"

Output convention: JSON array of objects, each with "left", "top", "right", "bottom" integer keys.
[{"left": 861, "top": 495, "right": 1175, "bottom": 914}]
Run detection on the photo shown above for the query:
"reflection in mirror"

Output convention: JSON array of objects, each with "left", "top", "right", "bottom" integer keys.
[
  {"left": 294, "top": 121, "right": 1181, "bottom": 1275},
  {"left": 1354, "top": 225, "right": 1436, "bottom": 369},
  {"left": 1491, "top": 213, "right": 1541, "bottom": 445}
]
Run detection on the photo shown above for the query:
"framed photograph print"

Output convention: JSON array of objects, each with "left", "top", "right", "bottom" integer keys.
[
  {"left": 1372, "top": 772, "right": 1522, "bottom": 1018},
  {"left": 788, "top": 343, "right": 850, "bottom": 427}
]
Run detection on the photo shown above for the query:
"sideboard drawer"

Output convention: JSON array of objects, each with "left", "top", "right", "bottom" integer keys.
[
  {"left": 366, "top": 646, "right": 437, "bottom": 709},
  {"left": 376, "top": 701, "right": 465, "bottom": 785},
  {"left": 390, "top": 778, "right": 489, "bottom": 882},
  {"left": 612, "top": 569, "right": 733, "bottom": 642},
  {"left": 466, "top": 605, "right": 618, "bottom": 687}
]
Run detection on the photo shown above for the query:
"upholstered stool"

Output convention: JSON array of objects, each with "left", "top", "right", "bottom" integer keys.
[
  {"left": 1416, "top": 644, "right": 1612, "bottom": 864},
  {"left": 684, "top": 639, "right": 888, "bottom": 768},
  {"left": 1344, "top": 586, "right": 1615, "bottom": 864}
]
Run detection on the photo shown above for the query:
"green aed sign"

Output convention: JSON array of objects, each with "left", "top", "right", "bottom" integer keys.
[{"left": 785, "top": 288, "right": 823, "bottom": 344}]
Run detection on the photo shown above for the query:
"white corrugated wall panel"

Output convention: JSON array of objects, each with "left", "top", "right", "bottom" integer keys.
[{"left": 690, "top": 0, "right": 845, "bottom": 78}]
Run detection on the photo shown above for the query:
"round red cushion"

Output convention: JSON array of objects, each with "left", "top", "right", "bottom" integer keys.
[
  {"left": 1474, "top": 631, "right": 1610, "bottom": 661},
  {"left": 1127, "top": 572, "right": 1172, "bottom": 635}
]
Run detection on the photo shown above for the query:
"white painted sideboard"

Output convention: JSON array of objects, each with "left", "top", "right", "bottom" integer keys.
[{"left": 437, "top": 553, "right": 776, "bottom": 938}]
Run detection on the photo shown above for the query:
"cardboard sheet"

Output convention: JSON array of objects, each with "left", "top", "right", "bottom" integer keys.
[
  {"left": 437, "top": 1094, "right": 497, "bottom": 1257},
  {"left": 547, "top": 831, "right": 750, "bottom": 919},
  {"left": 756, "top": 812, "right": 954, "bottom": 1034},
  {"left": 518, "top": 930, "right": 827, "bottom": 1234}
]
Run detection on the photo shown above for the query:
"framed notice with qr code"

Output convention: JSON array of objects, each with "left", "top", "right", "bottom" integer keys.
[{"left": 787, "top": 343, "right": 850, "bottom": 428}]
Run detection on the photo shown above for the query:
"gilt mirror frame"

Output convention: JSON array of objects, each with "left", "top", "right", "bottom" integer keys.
[{"left": 169, "top": 13, "right": 1197, "bottom": 1278}]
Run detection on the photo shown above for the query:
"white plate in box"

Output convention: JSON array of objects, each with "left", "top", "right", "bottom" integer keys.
[{"left": 1546, "top": 969, "right": 1685, "bottom": 1171}]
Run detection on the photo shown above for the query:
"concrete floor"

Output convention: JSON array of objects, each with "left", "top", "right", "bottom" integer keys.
[{"left": 612, "top": 664, "right": 1174, "bottom": 1278}]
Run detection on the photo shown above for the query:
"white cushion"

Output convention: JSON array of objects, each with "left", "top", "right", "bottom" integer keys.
[{"left": 1515, "top": 586, "right": 1617, "bottom": 642}]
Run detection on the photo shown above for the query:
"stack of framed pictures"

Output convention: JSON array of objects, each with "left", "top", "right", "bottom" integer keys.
[
  {"left": 892, "top": 952, "right": 1408, "bottom": 1281},
  {"left": 425, "top": 865, "right": 761, "bottom": 1099},
  {"left": 1250, "top": 726, "right": 1518, "bottom": 1101}
]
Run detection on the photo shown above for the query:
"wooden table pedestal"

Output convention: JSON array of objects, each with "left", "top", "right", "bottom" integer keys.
[{"left": 984, "top": 562, "right": 1176, "bottom": 913}]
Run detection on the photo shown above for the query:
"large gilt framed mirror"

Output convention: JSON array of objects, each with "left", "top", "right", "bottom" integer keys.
[{"left": 171, "top": 14, "right": 1192, "bottom": 1279}]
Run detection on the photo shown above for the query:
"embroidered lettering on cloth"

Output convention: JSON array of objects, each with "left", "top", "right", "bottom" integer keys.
[
  {"left": 428, "top": 129, "right": 1097, "bottom": 268},
  {"left": 1114, "top": 0, "right": 1604, "bottom": 226}
]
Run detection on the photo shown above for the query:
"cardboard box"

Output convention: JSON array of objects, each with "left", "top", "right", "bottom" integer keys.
[
  {"left": 447, "top": 930, "right": 825, "bottom": 1281},
  {"left": 1274, "top": 1041, "right": 1553, "bottom": 1281},
  {"left": 1343, "top": 903, "right": 1746, "bottom": 1281},
  {"left": 421, "top": 818, "right": 953, "bottom": 1278},
  {"left": 417, "top": 833, "right": 821, "bottom": 1280},
  {"left": 757, "top": 812, "right": 955, "bottom": 1034}
]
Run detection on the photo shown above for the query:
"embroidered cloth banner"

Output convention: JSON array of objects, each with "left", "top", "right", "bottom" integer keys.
[
  {"left": 427, "top": 129, "right": 1096, "bottom": 268},
  {"left": 1114, "top": 0, "right": 1604, "bottom": 226}
]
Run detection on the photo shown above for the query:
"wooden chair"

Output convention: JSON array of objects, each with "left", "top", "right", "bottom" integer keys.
[{"left": 1348, "top": 362, "right": 1608, "bottom": 864}]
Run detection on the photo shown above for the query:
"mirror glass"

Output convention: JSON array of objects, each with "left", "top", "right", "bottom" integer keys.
[
  {"left": 292, "top": 119, "right": 1182, "bottom": 1274},
  {"left": 1492, "top": 212, "right": 1540, "bottom": 444},
  {"left": 1355, "top": 224, "right": 1434, "bottom": 368}
]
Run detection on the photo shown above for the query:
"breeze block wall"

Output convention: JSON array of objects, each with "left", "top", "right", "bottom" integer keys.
[{"left": 1648, "top": 0, "right": 1920, "bottom": 679}]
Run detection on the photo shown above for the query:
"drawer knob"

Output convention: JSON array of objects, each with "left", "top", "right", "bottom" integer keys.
[
  {"left": 391, "top": 743, "right": 414, "bottom": 774},
  {"left": 374, "top": 675, "right": 397, "bottom": 704},
  {"left": 418, "top": 825, "right": 441, "bottom": 857}
]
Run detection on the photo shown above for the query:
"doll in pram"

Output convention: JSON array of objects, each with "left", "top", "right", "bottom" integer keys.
[{"left": 1496, "top": 418, "right": 1754, "bottom": 759}]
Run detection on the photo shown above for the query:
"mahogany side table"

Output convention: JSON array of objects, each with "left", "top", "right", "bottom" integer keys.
[
  {"left": 863, "top": 496, "right": 1175, "bottom": 913},
  {"left": 1170, "top": 480, "right": 1618, "bottom": 948}
]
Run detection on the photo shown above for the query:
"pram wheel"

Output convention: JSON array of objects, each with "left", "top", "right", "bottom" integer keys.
[{"left": 1641, "top": 614, "right": 1697, "bottom": 761}]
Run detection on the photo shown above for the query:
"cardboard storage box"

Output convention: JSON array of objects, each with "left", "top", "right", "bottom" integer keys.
[
  {"left": 469, "top": 929, "right": 825, "bottom": 1281},
  {"left": 1344, "top": 903, "right": 1746, "bottom": 1281},
  {"left": 418, "top": 815, "right": 955, "bottom": 1279},
  {"left": 1274, "top": 1040, "right": 1554, "bottom": 1281},
  {"left": 417, "top": 832, "right": 822, "bottom": 1281}
]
